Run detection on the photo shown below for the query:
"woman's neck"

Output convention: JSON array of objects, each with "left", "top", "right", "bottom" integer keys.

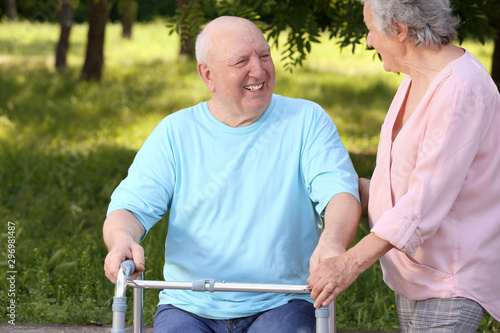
[{"left": 402, "top": 44, "right": 464, "bottom": 86}]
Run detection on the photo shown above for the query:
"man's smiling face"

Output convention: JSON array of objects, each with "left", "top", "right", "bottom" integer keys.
[{"left": 202, "top": 18, "right": 276, "bottom": 121}]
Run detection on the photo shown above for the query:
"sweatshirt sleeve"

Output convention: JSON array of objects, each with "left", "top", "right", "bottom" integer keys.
[
  {"left": 301, "top": 104, "right": 360, "bottom": 216},
  {"left": 107, "top": 118, "right": 175, "bottom": 238}
]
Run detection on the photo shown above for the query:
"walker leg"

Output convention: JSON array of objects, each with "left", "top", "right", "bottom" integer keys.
[
  {"left": 314, "top": 300, "right": 336, "bottom": 333},
  {"left": 329, "top": 300, "right": 336, "bottom": 333},
  {"left": 133, "top": 273, "right": 143, "bottom": 333},
  {"left": 111, "top": 296, "right": 127, "bottom": 333},
  {"left": 315, "top": 306, "right": 330, "bottom": 333},
  {"left": 112, "top": 262, "right": 133, "bottom": 333}
]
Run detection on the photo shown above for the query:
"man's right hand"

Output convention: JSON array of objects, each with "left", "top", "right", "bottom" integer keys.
[
  {"left": 104, "top": 240, "right": 145, "bottom": 283},
  {"left": 102, "top": 210, "right": 147, "bottom": 283}
]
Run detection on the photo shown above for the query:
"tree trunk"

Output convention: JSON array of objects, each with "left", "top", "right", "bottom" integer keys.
[
  {"left": 492, "top": 18, "right": 500, "bottom": 91},
  {"left": 5, "top": 0, "right": 18, "bottom": 21},
  {"left": 177, "top": 0, "right": 197, "bottom": 59},
  {"left": 121, "top": 0, "right": 137, "bottom": 39},
  {"left": 82, "top": 0, "right": 110, "bottom": 81},
  {"left": 55, "top": 0, "right": 73, "bottom": 70}
]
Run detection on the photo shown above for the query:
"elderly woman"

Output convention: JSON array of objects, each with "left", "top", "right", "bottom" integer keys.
[{"left": 308, "top": 0, "right": 500, "bottom": 331}]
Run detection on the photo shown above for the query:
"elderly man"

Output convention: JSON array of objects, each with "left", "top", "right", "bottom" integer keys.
[{"left": 103, "top": 16, "right": 360, "bottom": 332}]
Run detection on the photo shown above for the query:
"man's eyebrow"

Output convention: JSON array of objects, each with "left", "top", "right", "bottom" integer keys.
[
  {"left": 232, "top": 53, "right": 250, "bottom": 60},
  {"left": 233, "top": 47, "right": 270, "bottom": 58},
  {"left": 227, "top": 46, "right": 271, "bottom": 63}
]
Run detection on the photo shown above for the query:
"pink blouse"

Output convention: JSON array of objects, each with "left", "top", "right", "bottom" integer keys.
[{"left": 369, "top": 50, "right": 500, "bottom": 320}]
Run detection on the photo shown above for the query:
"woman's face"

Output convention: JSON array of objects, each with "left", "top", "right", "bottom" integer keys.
[{"left": 363, "top": 1, "right": 403, "bottom": 73}]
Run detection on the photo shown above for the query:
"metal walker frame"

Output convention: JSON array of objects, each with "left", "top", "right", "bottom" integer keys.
[{"left": 112, "top": 260, "right": 336, "bottom": 333}]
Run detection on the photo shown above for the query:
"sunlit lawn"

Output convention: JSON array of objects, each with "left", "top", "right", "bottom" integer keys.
[{"left": 0, "top": 20, "right": 497, "bottom": 331}]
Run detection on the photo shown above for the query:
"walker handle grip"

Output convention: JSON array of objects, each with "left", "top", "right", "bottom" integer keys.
[{"left": 120, "top": 259, "right": 136, "bottom": 275}]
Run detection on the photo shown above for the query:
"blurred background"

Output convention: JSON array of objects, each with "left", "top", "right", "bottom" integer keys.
[{"left": 0, "top": 0, "right": 498, "bottom": 331}]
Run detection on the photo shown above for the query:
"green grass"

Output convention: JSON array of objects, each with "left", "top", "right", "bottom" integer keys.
[{"left": 0, "top": 20, "right": 498, "bottom": 331}]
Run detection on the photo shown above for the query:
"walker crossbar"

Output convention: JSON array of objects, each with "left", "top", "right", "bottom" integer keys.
[
  {"left": 127, "top": 279, "right": 312, "bottom": 294},
  {"left": 112, "top": 260, "right": 337, "bottom": 333}
]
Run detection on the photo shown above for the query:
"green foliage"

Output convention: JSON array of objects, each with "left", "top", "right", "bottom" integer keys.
[
  {"left": 166, "top": 0, "right": 275, "bottom": 52},
  {"left": 264, "top": 0, "right": 366, "bottom": 70},
  {"left": 167, "top": 0, "right": 365, "bottom": 71},
  {"left": 453, "top": 0, "right": 500, "bottom": 44},
  {"left": 0, "top": 21, "right": 498, "bottom": 332},
  {"left": 5, "top": 0, "right": 499, "bottom": 75},
  {"left": 167, "top": 0, "right": 499, "bottom": 72},
  {"left": 0, "top": 0, "right": 177, "bottom": 23}
]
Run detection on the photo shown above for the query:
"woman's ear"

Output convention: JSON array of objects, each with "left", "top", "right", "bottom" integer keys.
[
  {"left": 197, "top": 62, "right": 215, "bottom": 92},
  {"left": 394, "top": 22, "right": 409, "bottom": 42}
]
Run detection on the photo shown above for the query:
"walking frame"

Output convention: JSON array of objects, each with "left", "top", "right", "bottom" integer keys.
[{"left": 111, "top": 260, "right": 337, "bottom": 333}]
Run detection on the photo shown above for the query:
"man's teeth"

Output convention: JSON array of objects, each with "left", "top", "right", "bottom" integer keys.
[{"left": 245, "top": 83, "right": 263, "bottom": 91}]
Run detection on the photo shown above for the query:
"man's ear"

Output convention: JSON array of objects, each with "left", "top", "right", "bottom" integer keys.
[
  {"left": 394, "top": 22, "right": 409, "bottom": 42},
  {"left": 198, "top": 62, "right": 215, "bottom": 92}
]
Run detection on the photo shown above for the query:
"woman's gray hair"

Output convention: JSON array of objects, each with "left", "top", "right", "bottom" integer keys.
[{"left": 361, "top": 0, "right": 461, "bottom": 48}]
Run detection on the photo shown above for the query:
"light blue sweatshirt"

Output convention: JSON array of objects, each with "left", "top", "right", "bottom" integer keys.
[{"left": 108, "top": 94, "right": 359, "bottom": 319}]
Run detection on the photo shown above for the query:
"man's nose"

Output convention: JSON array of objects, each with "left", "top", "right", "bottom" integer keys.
[{"left": 249, "top": 56, "right": 266, "bottom": 78}]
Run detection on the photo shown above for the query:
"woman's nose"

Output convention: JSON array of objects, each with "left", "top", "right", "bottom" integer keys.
[{"left": 366, "top": 33, "right": 373, "bottom": 48}]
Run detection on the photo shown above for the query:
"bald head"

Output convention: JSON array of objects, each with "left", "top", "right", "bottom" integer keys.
[{"left": 195, "top": 16, "right": 265, "bottom": 66}]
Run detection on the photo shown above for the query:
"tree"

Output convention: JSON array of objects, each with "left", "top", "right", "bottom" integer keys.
[
  {"left": 169, "top": 0, "right": 500, "bottom": 86},
  {"left": 55, "top": 0, "right": 73, "bottom": 70},
  {"left": 493, "top": 19, "right": 500, "bottom": 89},
  {"left": 120, "top": 0, "right": 137, "bottom": 39},
  {"left": 453, "top": 0, "right": 500, "bottom": 89},
  {"left": 175, "top": 0, "right": 201, "bottom": 59},
  {"left": 4, "top": 0, "right": 18, "bottom": 20},
  {"left": 82, "top": 0, "right": 110, "bottom": 81}
]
